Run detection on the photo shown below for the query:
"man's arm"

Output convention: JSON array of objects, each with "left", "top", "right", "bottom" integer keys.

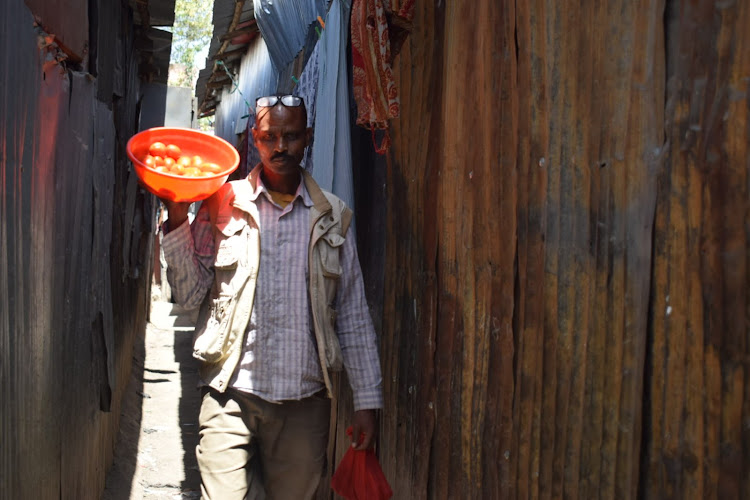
[
  {"left": 161, "top": 200, "right": 190, "bottom": 231},
  {"left": 335, "top": 232, "right": 384, "bottom": 450},
  {"left": 160, "top": 199, "right": 216, "bottom": 310}
]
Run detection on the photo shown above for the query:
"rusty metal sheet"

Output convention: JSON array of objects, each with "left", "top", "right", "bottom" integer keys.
[
  {"left": 91, "top": 100, "right": 117, "bottom": 410},
  {"left": 24, "top": 0, "right": 89, "bottom": 62},
  {"left": 148, "top": 0, "right": 177, "bottom": 27},
  {"left": 129, "top": 0, "right": 176, "bottom": 27},
  {"left": 2, "top": 0, "right": 157, "bottom": 498},
  {"left": 91, "top": 0, "right": 120, "bottom": 104},
  {"left": 1, "top": 3, "right": 65, "bottom": 498},
  {"left": 54, "top": 69, "right": 98, "bottom": 498},
  {"left": 137, "top": 27, "right": 174, "bottom": 84}
]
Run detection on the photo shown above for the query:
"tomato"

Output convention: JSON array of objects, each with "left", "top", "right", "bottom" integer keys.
[
  {"left": 169, "top": 164, "right": 185, "bottom": 175},
  {"left": 200, "top": 162, "right": 222, "bottom": 174},
  {"left": 183, "top": 167, "right": 202, "bottom": 177},
  {"left": 148, "top": 142, "right": 167, "bottom": 157},
  {"left": 143, "top": 155, "right": 156, "bottom": 167},
  {"left": 164, "top": 157, "right": 176, "bottom": 167},
  {"left": 192, "top": 155, "right": 203, "bottom": 166},
  {"left": 166, "top": 144, "right": 182, "bottom": 159},
  {"left": 153, "top": 155, "right": 166, "bottom": 166},
  {"left": 177, "top": 156, "right": 192, "bottom": 167}
]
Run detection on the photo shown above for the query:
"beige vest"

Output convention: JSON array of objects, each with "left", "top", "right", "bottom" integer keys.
[{"left": 191, "top": 168, "right": 352, "bottom": 397}]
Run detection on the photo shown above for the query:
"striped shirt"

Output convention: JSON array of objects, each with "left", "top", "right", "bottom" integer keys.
[{"left": 161, "top": 173, "right": 383, "bottom": 410}]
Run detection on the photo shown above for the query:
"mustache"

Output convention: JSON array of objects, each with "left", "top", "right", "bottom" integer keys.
[{"left": 271, "top": 152, "right": 291, "bottom": 161}]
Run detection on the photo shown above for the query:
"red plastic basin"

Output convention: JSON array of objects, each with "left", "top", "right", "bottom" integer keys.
[{"left": 127, "top": 127, "right": 240, "bottom": 202}]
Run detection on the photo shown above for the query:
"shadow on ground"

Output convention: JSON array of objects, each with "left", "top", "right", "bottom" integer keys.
[
  {"left": 101, "top": 326, "right": 146, "bottom": 500},
  {"left": 102, "top": 296, "right": 201, "bottom": 499}
]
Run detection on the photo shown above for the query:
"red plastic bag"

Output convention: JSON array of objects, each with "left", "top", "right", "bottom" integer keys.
[{"left": 331, "top": 427, "right": 393, "bottom": 500}]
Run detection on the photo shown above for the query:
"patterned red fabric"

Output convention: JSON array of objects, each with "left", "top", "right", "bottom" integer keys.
[
  {"left": 351, "top": 0, "right": 398, "bottom": 153},
  {"left": 387, "top": 0, "right": 415, "bottom": 21}
]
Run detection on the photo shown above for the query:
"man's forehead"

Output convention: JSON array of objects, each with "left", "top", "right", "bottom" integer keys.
[
  {"left": 255, "top": 106, "right": 306, "bottom": 129},
  {"left": 254, "top": 121, "right": 307, "bottom": 133}
]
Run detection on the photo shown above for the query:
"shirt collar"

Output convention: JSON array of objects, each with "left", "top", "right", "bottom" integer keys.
[{"left": 248, "top": 164, "right": 313, "bottom": 208}]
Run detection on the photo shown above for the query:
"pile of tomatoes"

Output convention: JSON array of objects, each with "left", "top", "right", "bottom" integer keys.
[{"left": 143, "top": 141, "right": 224, "bottom": 177}]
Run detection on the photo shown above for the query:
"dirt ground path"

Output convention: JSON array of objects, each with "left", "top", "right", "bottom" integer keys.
[{"left": 102, "top": 294, "right": 202, "bottom": 500}]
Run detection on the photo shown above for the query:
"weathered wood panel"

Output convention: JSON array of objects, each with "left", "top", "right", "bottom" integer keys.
[
  {"left": 645, "top": 1, "right": 750, "bottom": 498},
  {"left": 372, "top": 0, "right": 748, "bottom": 496},
  {"left": 528, "top": 2, "right": 664, "bottom": 499},
  {"left": 435, "top": 1, "right": 519, "bottom": 498},
  {"left": 376, "top": 0, "right": 445, "bottom": 497}
]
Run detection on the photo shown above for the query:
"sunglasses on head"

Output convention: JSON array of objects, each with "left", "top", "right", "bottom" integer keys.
[{"left": 255, "top": 95, "right": 304, "bottom": 108}]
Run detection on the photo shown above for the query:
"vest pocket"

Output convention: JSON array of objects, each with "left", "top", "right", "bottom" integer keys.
[
  {"left": 194, "top": 217, "right": 250, "bottom": 363},
  {"left": 214, "top": 240, "right": 239, "bottom": 269},
  {"left": 319, "top": 232, "right": 345, "bottom": 278},
  {"left": 193, "top": 295, "right": 234, "bottom": 363},
  {"left": 214, "top": 215, "right": 248, "bottom": 269}
]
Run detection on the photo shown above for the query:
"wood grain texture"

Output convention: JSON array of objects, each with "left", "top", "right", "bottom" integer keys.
[
  {"left": 645, "top": 1, "right": 750, "bottom": 499},
  {"left": 365, "top": 0, "right": 742, "bottom": 498}
]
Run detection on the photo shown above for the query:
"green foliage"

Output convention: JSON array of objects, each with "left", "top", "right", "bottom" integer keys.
[
  {"left": 169, "top": 0, "right": 214, "bottom": 88},
  {"left": 197, "top": 116, "right": 214, "bottom": 131}
]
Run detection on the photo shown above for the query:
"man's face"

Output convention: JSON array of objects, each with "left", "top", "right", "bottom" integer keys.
[{"left": 252, "top": 104, "right": 311, "bottom": 176}]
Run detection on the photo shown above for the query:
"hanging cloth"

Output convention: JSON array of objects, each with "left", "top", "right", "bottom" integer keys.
[
  {"left": 351, "top": 0, "right": 398, "bottom": 153},
  {"left": 384, "top": 0, "right": 415, "bottom": 57},
  {"left": 386, "top": 0, "right": 415, "bottom": 19},
  {"left": 311, "top": 0, "right": 356, "bottom": 213}
]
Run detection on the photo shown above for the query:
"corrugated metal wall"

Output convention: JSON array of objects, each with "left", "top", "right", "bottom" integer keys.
[
  {"left": 370, "top": 0, "right": 749, "bottom": 498},
  {"left": 213, "top": 36, "right": 277, "bottom": 142},
  {"left": 0, "top": 0, "right": 157, "bottom": 498}
]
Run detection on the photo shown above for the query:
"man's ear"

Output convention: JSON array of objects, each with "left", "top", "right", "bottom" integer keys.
[{"left": 305, "top": 127, "right": 313, "bottom": 146}]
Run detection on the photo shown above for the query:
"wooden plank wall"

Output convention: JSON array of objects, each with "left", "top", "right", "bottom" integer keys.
[
  {"left": 374, "top": 0, "right": 749, "bottom": 498},
  {"left": 0, "top": 0, "right": 155, "bottom": 498},
  {"left": 645, "top": 1, "right": 750, "bottom": 499}
]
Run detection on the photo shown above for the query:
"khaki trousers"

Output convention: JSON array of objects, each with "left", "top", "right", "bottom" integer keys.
[{"left": 197, "top": 387, "right": 331, "bottom": 500}]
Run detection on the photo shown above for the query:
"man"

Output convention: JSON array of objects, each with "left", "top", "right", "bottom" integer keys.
[{"left": 160, "top": 95, "right": 383, "bottom": 499}]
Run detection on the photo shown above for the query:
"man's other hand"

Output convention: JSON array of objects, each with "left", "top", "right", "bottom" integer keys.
[{"left": 350, "top": 409, "right": 377, "bottom": 451}]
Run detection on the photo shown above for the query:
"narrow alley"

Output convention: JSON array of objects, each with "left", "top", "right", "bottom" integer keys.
[
  {"left": 3, "top": 0, "right": 750, "bottom": 498},
  {"left": 102, "top": 291, "right": 202, "bottom": 500}
]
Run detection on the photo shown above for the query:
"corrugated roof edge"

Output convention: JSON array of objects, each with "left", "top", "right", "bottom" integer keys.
[{"left": 196, "top": 0, "right": 258, "bottom": 118}]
